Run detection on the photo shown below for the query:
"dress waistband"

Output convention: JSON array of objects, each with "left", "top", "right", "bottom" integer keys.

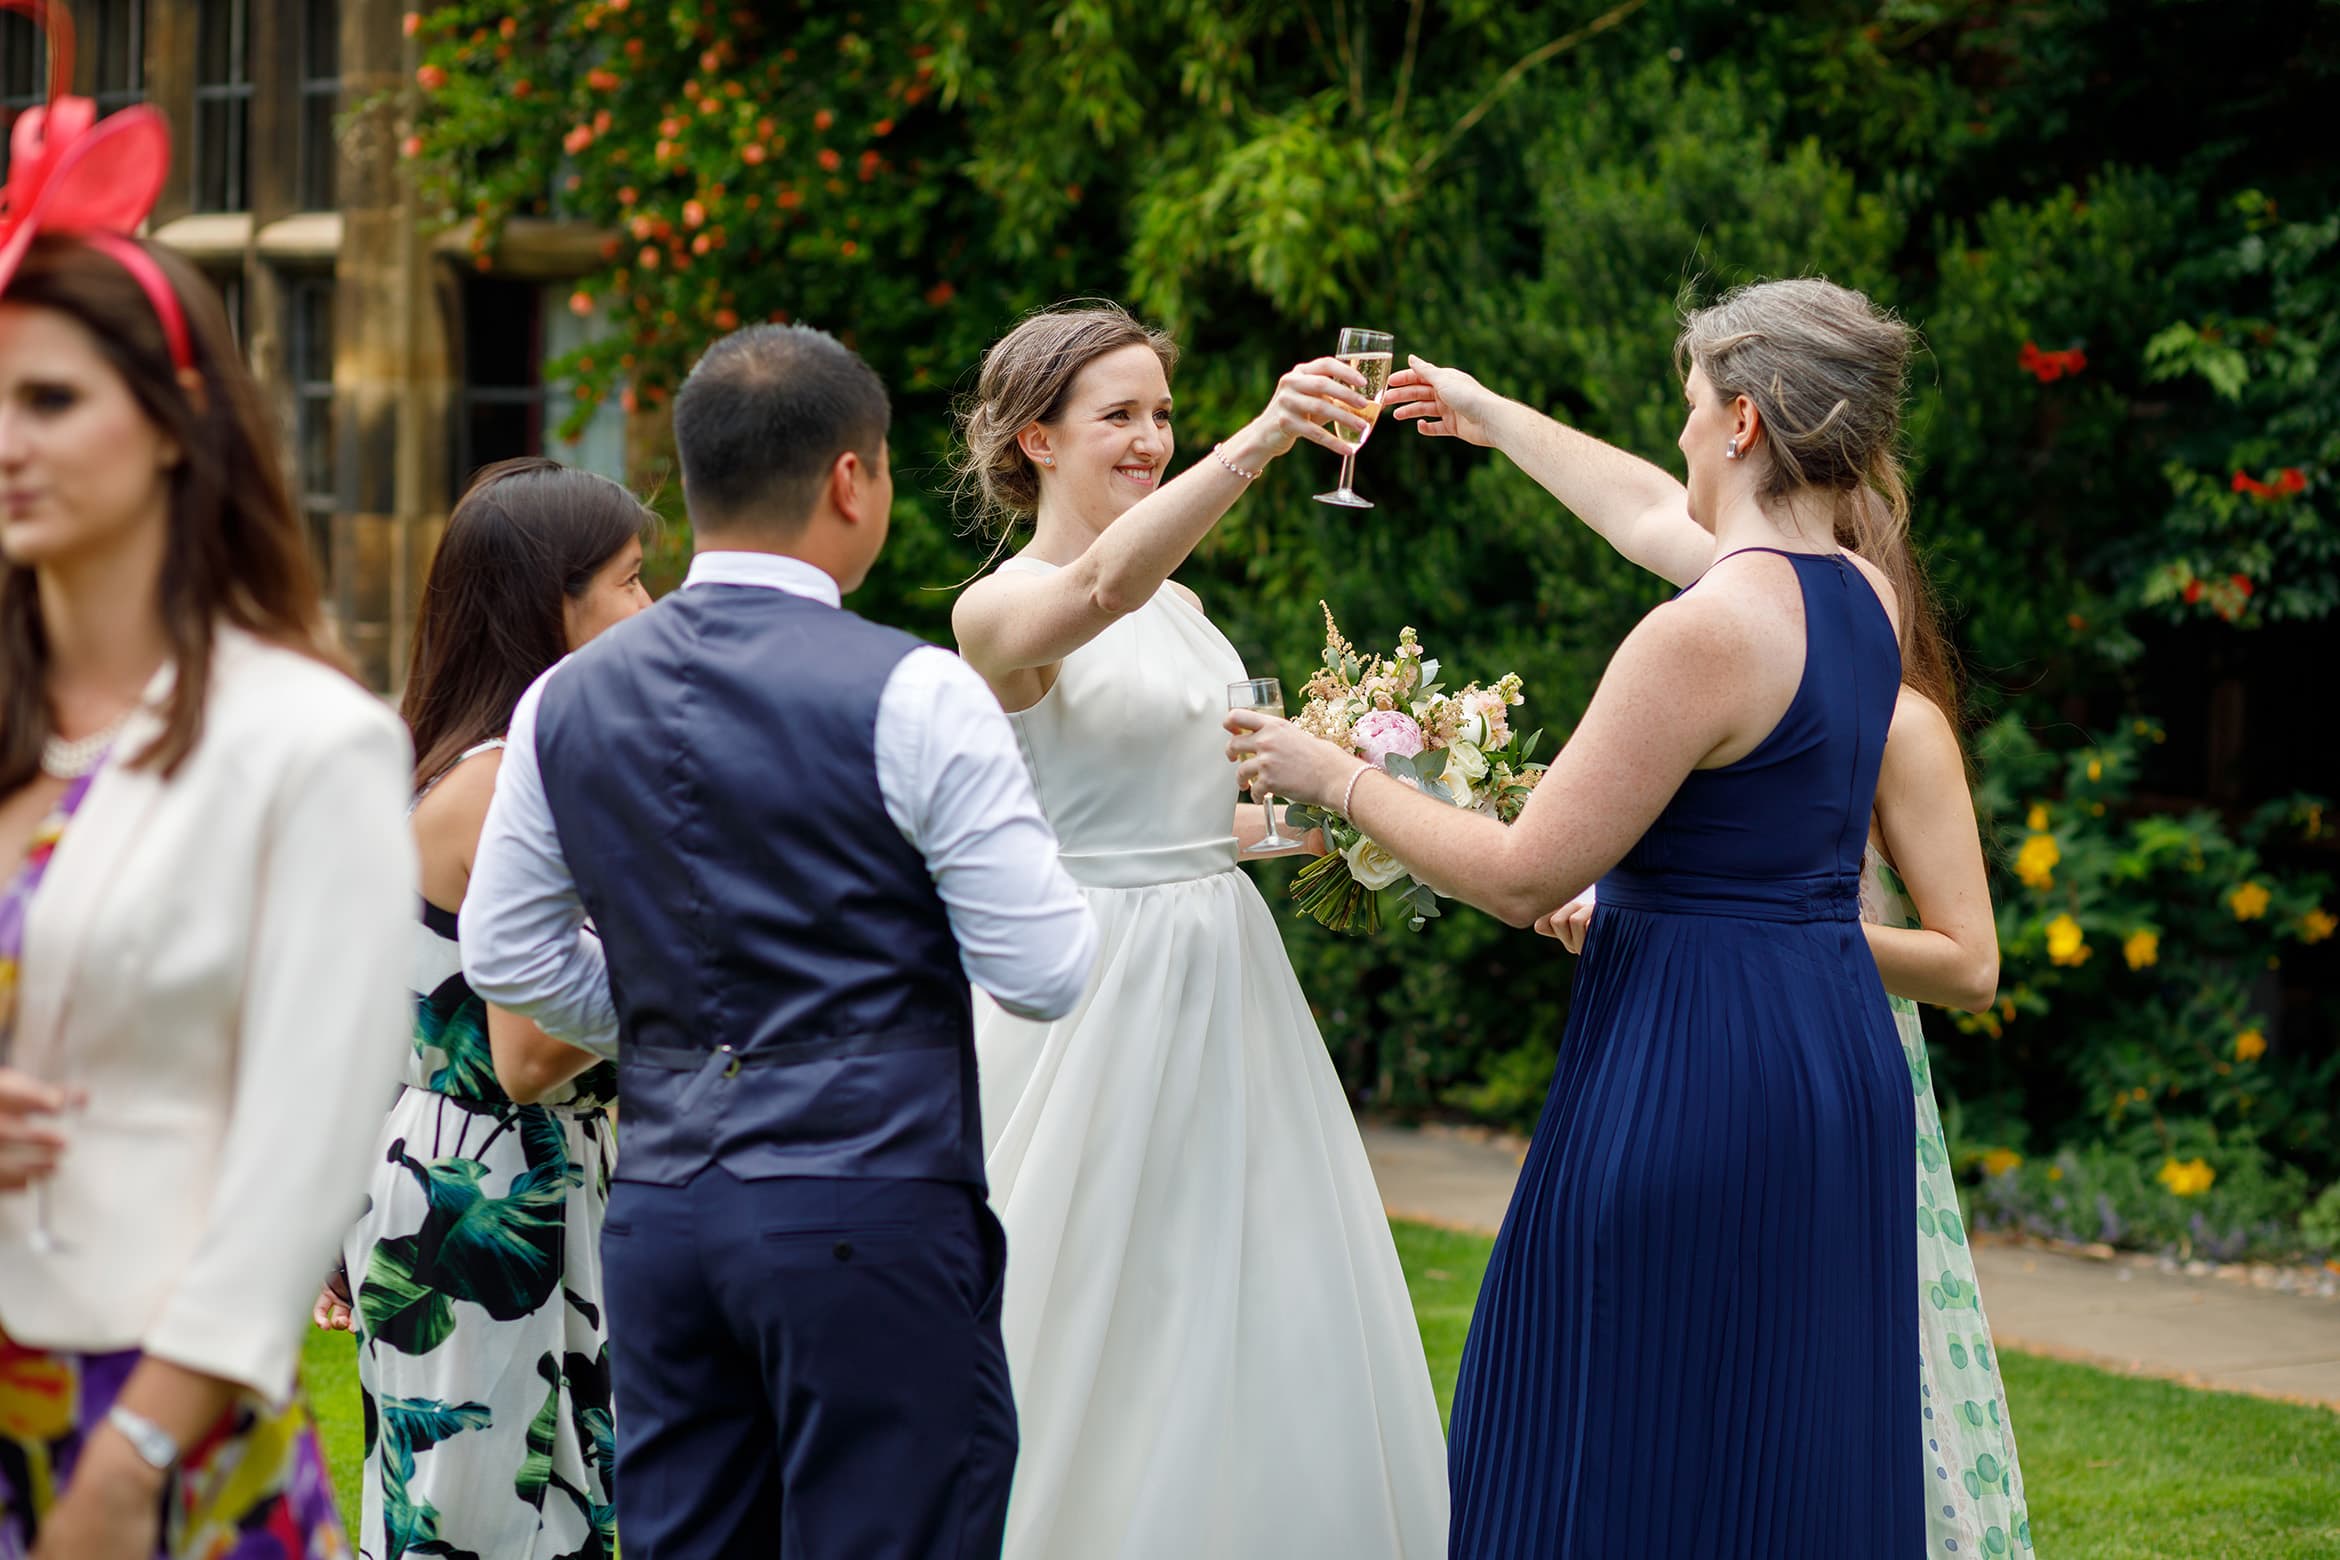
[
  {"left": 1596, "top": 866, "right": 1861, "bottom": 924},
  {"left": 1057, "top": 837, "right": 1239, "bottom": 890}
]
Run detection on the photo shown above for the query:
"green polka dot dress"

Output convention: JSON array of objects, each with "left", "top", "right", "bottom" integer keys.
[{"left": 1866, "top": 849, "right": 2036, "bottom": 1558}]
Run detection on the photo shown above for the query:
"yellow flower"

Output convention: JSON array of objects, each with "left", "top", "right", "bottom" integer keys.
[
  {"left": 2087, "top": 757, "right": 2103, "bottom": 781},
  {"left": 2026, "top": 803, "right": 2050, "bottom": 832},
  {"left": 1999, "top": 996, "right": 2017, "bottom": 1022},
  {"left": 1980, "top": 1147, "right": 2023, "bottom": 1178},
  {"left": 2230, "top": 882, "right": 2271, "bottom": 921},
  {"left": 2122, "top": 929, "right": 2159, "bottom": 970},
  {"left": 2301, "top": 908, "right": 2336, "bottom": 944},
  {"left": 0, "top": 1342, "right": 75, "bottom": 1443},
  {"left": 2157, "top": 1157, "right": 2216, "bottom": 1197},
  {"left": 2233, "top": 1028, "right": 2267, "bottom": 1063},
  {"left": 2045, "top": 913, "right": 2090, "bottom": 967},
  {"left": 2014, "top": 833, "right": 2060, "bottom": 889},
  {"left": 2046, "top": 1165, "right": 2065, "bottom": 1181}
]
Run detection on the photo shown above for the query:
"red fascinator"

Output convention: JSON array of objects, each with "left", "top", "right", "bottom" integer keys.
[{"left": 0, "top": 0, "right": 190, "bottom": 370}]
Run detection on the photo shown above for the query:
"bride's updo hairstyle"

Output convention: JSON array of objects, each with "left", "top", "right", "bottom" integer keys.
[
  {"left": 1676, "top": 277, "right": 1915, "bottom": 540},
  {"left": 951, "top": 300, "right": 1178, "bottom": 535}
]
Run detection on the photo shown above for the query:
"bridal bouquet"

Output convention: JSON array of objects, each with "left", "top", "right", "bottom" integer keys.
[{"left": 1281, "top": 606, "right": 1547, "bottom": 934}]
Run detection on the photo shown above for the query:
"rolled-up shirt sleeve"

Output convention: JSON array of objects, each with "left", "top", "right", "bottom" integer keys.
[
  {"left": 876, "top": 647, "right": 1097, "bottom": 1020},
  {"left": 460, "top": 668, "right": 619, "bottom": 1056}
]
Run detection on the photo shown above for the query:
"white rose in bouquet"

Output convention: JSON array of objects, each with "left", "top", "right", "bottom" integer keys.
[
  {"left": 1342, "top": 835, "right": 1410, "bottom": 891},
  {"left": 1444, "top": 740, "right": 1489, "bottom": 782}
]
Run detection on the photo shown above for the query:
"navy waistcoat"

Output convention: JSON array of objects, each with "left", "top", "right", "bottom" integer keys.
[{"left": 533, "top": 584, "right": 981, "bottom": 1188}]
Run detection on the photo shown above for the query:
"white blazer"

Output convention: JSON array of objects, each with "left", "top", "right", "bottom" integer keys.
[{"left": 0, "top": 625, "right": 415, "bottom": 1403}]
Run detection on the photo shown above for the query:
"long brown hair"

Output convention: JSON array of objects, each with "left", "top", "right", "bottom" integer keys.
[
  {"left": 0, "top": 234, "right": 339, "bottom": 791},
  {"left": 401, "top": 457, "right": 653, "bottom": 791},
  {"left": 1840, "top": 490, "right": 1965, "bottom": 732}
]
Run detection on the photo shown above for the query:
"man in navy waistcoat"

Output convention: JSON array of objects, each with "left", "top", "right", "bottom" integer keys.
[{"left": 462, "top": 324, "right": 1098, "bottom": 1558}]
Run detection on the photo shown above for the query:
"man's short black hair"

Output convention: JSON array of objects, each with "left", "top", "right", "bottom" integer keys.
[{"left": 672, "top": 324, "right": 891, "bottom": 536}]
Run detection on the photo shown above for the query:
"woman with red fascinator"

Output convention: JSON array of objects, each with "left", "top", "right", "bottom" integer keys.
[{"left": 0, "top": 5, "right": 414, "bottom": 1555}]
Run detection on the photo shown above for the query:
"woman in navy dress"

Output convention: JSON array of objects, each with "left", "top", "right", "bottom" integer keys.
[{"left": 1230, "top": 278, "right": 1924, "bottom": 1557}]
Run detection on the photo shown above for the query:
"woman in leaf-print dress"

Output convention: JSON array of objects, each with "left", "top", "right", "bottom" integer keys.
[
  {"left": 1440, "top": 375, "right": 2039, "bottom": 1558},
  {"left": 319, "top": 459, "right": 651, "bottom": 1560}
]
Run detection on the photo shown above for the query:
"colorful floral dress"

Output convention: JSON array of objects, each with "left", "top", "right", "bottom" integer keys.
[
  {"left": 340, "top": 743, "right": 618, "bottom": 1560},
  {"left": 1863, "top": 847, "right": 2037, "bottom": 1559},
  {"left": 0, "top": 765, "right": 347, "bottom": 1558}
]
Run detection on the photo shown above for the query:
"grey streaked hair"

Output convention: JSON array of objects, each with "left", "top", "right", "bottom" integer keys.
[{"left": 1676, "top": 277, "right": 1916, "bottom": 548}]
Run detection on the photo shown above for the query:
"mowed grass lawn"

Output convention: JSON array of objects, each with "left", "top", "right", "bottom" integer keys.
[{"left": 305, "top": 1223, "right": 2340, "bottom": 1559}]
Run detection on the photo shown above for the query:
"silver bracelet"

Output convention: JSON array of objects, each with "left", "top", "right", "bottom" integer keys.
[
  {"left": 1212, "top": 442, "right": 1261, "bottom": 482},
  {"left": 1338, "top": 761, "right": 1373, "bottom": 820}
]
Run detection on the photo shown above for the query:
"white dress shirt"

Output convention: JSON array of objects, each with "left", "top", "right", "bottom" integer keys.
[{"left": 462, "top": 551, "right": 1097, "bottom": 1056}]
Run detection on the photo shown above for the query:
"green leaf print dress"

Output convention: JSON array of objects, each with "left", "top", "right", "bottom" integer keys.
[
  {"left": 341, "top": 743, "right": 617, "bottom": 1560},
  {"left": 1863, "top": 847, "right": 2036, "bottom": 1558}
]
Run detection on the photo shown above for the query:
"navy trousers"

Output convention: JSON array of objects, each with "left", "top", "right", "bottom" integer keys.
[{"left": 602, "top": 1168, "right": 1015, "bottom": 1559}]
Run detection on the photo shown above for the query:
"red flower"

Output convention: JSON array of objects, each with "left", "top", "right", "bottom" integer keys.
[
  {"left": 400, "top": 134, "right": 425, "bottom": 159},
  {"left": 692, "top": 233, "right": 712, "bottom": 255},
  {"left": 776, "top": 187, "right": 800, "bottom": 209},
  {"left": 2232, "top": 573, "right": 2255, "bottom": 598},
  {"left": 587, "top": 68, "right": 620, "bottom": 92},
  {"left": 859, "top": 150, "right": 881, "bottom": 180},
  {"left": 742, "top": 144, "right": 767, "bottom": 165},
  {"left": 925, "top": 280, "right": 956, "bottom": 307},
  {"left": 416, "top": 64, "right": 447, "bottom": 90},
  {"left": 638, "top": 245, "right": 661, "bottom": 269},
  {"left": 814, "top": 108, "right": 836, "bottom": 131},
  {"left": 683, "top": 200, "right": 707, "bottom": 229},
  {"left": 818, "top": 148, "right": 841, "bottom": 172},
  {"left": 714, "top": 307, "right": 739, "bottom": 329},
  {"left": 2276, "top": 467, "right": 2307, "bottom": 494},
  {"left": 569, "top": 290, "right": 594, "bottom": 317},
  {"left": 2232, "top": 470, "right": 2254, "bottom": 494},
  {"left": 565, "top": 125, "right": 595, "bottom": 155},
  {"left": 2183, "top": 579, "right": 2204, "bottom": 604},
  {"left": 499, "top": 16, "right": 518, "bottom": 38},
  {"left": 402, "top": 11, "right": 420, "bottom": 36},
  {"left": 841, "top": 239, "right": 859, "bottom": 257},
  {"left": 874, "top": 118, "right": 895, "bottom": 136}
]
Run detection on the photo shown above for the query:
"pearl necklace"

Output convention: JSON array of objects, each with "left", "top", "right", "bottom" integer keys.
[{"left": 40, "top": 711, "right": 131, "bottom": 781}]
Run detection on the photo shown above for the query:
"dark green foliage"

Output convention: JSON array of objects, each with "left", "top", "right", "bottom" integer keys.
[{"left": 411, "top": 1, "right": 2340, "bottom": 1243}]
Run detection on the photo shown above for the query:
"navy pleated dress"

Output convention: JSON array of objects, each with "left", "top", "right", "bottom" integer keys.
[{"left": 1447, "top": 549, "right": 1922, "bottom": 1558}]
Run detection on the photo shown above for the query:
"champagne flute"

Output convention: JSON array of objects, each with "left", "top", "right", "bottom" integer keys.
[
  {"left": 1229, "top": 677, "right": 1303, "bottom": 852},
  {"left": 1313, "top": 327, "right": 1395, "bottom": 509}
]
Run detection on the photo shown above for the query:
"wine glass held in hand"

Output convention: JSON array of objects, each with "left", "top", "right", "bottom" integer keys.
[
  {"left": 1228, "top": 678, "right": 1304, "bottom": 852},
  {"left": 1314, "top": 328, "right": 1394, "bottom": 509}
]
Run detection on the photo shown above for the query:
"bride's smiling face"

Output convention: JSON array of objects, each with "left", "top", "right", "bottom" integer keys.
[{"left": 1025, "top": 343, "right": 1173, "bottom": 523}]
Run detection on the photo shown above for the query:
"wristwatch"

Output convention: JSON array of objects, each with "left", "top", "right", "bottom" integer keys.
[{"left": 105, "top": 1404, "right": 181, "bottom": 1473}]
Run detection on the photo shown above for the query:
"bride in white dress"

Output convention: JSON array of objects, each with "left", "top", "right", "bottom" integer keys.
[{"left": 951, "top": 303, "right": 1450, "bottom": 1560}]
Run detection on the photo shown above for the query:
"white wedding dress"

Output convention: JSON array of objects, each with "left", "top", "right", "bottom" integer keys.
[{"left": 976, "top": 558, "right": 1450, "bottom": 1560}]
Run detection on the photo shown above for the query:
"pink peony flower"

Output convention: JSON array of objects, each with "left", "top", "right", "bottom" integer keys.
[{"left": 1354, "top": 709, "right": 1426, "bottom": 768}]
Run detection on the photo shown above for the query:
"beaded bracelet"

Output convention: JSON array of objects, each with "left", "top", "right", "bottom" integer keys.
[
  {"left": 1212, "top": 442, "right": 1262, "bottom": 482},
  {"left": 1338, "top": 761, "right": 1373, "bottom": 820}
]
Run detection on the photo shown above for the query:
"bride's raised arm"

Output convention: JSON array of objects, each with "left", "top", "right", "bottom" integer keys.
[
  {"left": 953, "top": 356, "right": 1369, "bottom": 697},
  {"left": 1386, "top": 355, "right": 1716, "bottom": 588}
]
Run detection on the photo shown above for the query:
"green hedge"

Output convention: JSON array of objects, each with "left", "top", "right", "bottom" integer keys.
[{"left": 412, "top": 1, "right": 2340, "bottom": 1254}]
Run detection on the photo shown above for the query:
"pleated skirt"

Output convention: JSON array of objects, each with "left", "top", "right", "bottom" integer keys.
[{"left": 1447, "top": 902, "right": 1922, "bottom": 1558}]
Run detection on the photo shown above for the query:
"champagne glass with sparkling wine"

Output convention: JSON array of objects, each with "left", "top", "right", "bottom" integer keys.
[
  {"left": 1313, "top": 327, "right": 1395, "bottom": 508},
  {"left": 1229, "top": 678, "right": 1303, "bottom": 853}
]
